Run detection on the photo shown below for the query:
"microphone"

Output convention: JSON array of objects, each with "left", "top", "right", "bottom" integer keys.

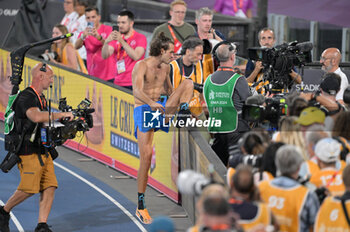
[
  {"left": 245, "top": 94, "right": 265, "bottom": 105},
  {"left": 296, "top": 41, "right": 313, "bottom": 52},
  {"left": 10, "top": 32, "right": 75, "bottom": 93}
]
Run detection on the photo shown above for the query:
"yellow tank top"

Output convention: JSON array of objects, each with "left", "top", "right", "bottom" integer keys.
[
  {"left": 305, "top": 160, "right": 320, "bottom": 176},
  {"left": 239, "top": 202, "right": 272, "bottom": 231},
  {"left": 202, "top": 53, "right": 214, "bottom": 81},
  {"left": 259, "top": 180, "right": 309, "bottom": 232},
  {"left": 309, "top": 168, "right": 345, "bottom": 196},
  {"left": 61, "top": 43, "right": 88, "bottom": 74},
  {"left": 314, "top": 196, "right": 350, "bottom": 232},
  {"left": 171, "top": 59, "right": 204, "bottom": 116}
]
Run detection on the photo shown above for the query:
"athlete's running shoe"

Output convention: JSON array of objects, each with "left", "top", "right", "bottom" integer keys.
[{"left": 135, "top": 208, "right": 153, "bottom": 224}]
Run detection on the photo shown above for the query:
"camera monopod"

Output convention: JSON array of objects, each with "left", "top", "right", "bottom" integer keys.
[{"left": 10, "top": 33, "right": 74, "bottom": 95}]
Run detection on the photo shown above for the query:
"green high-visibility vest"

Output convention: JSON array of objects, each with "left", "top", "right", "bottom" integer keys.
[
  {"left": 4, "top": 91, "right": 20, "bottom": 135},
  {"left": 203, "top": 73, "right": 241, "bottom": 133}
]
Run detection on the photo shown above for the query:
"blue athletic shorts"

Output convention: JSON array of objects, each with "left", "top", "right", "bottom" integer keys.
[{"left": 133, "top": 98, "right": 169, "bottom": 139}]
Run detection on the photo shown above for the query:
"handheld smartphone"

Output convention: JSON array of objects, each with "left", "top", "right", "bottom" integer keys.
[
  {"left": 112, "top": 25, "right": 119, "bottom": 31},
  {"left": 87, "top": 22, "right": 94, "bottom": 28}
]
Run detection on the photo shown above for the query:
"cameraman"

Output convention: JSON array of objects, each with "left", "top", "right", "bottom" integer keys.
[
  {"left": 0, "top": 63, "right": 73, "bottom": 232},
  {"left": 203, "top": 42, "right": 251, "bottom": 165},
  {"left": 314, "top": 164, "right": 350, "bottom": 231},
  {"left": 245, "top": 28, "right": 301, "bottom": 90}
]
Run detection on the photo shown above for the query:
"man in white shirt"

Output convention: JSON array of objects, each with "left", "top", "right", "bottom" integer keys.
[
  {"left": 70, "top": 0, "right": 88, "bottom": 61},
  {"left": 60, "top": 0, "right": 79, "bottom": 33},
  {"left": 320, "top": 48, "right": 349, "bottom": 105}
]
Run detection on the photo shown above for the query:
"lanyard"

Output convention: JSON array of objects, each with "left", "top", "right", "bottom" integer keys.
[
  {"left": 326, "top": 171, "right": 339, "bottom": 188},
  {"left": 167, "top": 24, "right": 182, "bottom": 53},
  {"left": 217, "top": 67, "right": 235, "bottom": 72},
  {"left": 232, "top": 0, "right": 243, "bottom": 13},
  {"left": 30, "top": 86, "right": 46, "bottom": 110},
  {"left": 116, "top": 30, "right": 135, "bottom": 60}
]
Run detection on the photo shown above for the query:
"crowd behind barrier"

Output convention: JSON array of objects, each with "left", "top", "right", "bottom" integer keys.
[{"left": 1, "top": 0, "right": 350, "bottom": 231}]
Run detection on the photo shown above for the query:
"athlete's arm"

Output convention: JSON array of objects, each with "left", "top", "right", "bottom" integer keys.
[
  {"left": 26, "top": 107, "right": 74, "bottom": 123},
  {"left": 164, "top": 65, "right": 173, "bottom": 96}
]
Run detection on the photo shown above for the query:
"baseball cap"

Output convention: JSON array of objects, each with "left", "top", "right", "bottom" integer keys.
[
  {"left": 295, "top": 107, "right": 326, "bottom": 126},
  {"left": 315, "top": 138, "right": 341, "bottom": 163},
  {"left": 320, "top": 74, "right": 341, "bottom": 96}
]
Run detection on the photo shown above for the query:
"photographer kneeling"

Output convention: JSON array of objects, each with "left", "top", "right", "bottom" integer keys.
[{"left": 0, "top": 63, "right": 73, "bottom": 232}]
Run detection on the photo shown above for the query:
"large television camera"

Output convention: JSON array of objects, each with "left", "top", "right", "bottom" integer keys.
[
  {"left": 45, "top": 98, "right": 94, "bottom": 146},
  {"left": 248, "top": 41, "right": 313, "bottom": 91},
  {"left": 242, "top": 94, "right": 288, "bottom": 129}
]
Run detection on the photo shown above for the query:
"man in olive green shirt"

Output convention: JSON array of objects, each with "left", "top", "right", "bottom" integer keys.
[{"left": 152, "top": 0, "right": 195, "bottom": 54}]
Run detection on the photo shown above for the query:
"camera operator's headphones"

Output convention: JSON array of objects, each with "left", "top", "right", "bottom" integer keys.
[
  {"left": 40, "top": 63, "right": 47, "bottom": 72},
  {"left": 212, "top": 41, "right": 237, "bottom": 62}
]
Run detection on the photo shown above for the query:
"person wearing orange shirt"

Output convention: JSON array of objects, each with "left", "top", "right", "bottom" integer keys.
[
  {"left": 314, "top": 164, "right": 350, "bottom": 231},
  {"left": 259, "top": 145, "right": 319, "bottom": 232},
  {"left": 310, "top": 138, "right": 346, "bottom": 197}
]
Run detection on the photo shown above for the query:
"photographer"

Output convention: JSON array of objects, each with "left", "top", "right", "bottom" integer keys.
[
  {"left": 258, "top": 145, "right": 319, "bottom": 232},
  {"left": 188, "top": 184, "right": 240, "bottom": 232},
  {"left": 300, "top": 73, "right": 345, "bottom": 130},
  {"left": 309, "top": 138, "right": 345, "bottom": 197},
  {"left": 229, "top": 164, "right": 278, "bottom": 232},
  {"left": 0, "top": 63, "right": 73, "bottom": 232},
  {"left": 203, "top": 42, "right": 251, "bottom": 165},
  {"left": 314, "top": 164, "right": 350, "bottom": 230}
]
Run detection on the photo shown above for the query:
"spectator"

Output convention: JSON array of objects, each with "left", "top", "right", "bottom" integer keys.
[
  {"left": 203, "top": 42, "right": 251, "bottom": 165},
  {"left": 214, "top": 0, "right": 253, "bottom": 18},
  {"left": 75, "top": 6, "right": 115, "bottom": 82},
  {"left": 152, "top": 0, "right": 195, "bottom": 54},
  {"left": 314, "top": 164, "right": 350, "bottom": 231},
  {"left": 102, "top": 10, "right": 147, "bottom": 89},
  {"left": 194, "top": 7, "right": 225, "bottom": 82},
  {"left": 60, "top": 0, "right": 79, "bottom": 33},
  {"left": 49, "top": 24, "right": 87, "bottom": 73},
  {"left": 70, "top": 0, "right": 89, "bottom": 62},
  {"left": 229, "top": 164, "right": 278, "bottom": 231},
  {"left": 195, "top": 7, "right": 224, "bottom": 41},
  {"left": 310, "top": 138, "right": 346, "bottom": 197},
  {"left": 320, "top": 48, "right": 349, "bottom": 105},
  {"left": 258, "top": 145, "right": 320, "bottom": 231}
]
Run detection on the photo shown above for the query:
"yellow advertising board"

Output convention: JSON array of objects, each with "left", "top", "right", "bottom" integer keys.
[{"left": 0, "top": 48, "right": 179, "bottom": 202}]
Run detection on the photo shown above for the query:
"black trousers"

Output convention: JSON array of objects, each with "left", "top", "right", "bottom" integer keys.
[{"left": 211, "top": 131, "right": 244, "bottom": 166}]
